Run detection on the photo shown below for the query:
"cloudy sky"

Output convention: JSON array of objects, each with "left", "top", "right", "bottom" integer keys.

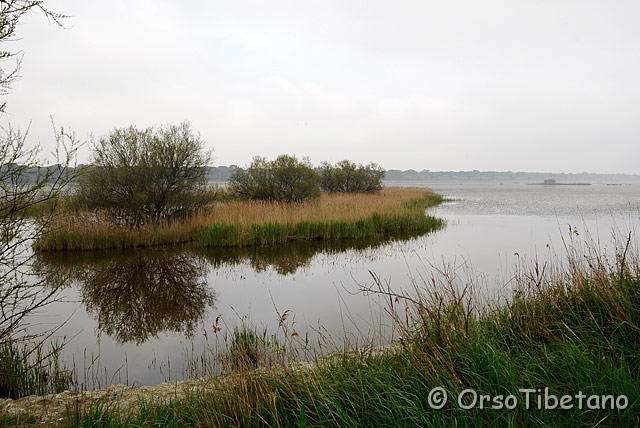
[{"left": 5, "top": 1, "right": 640, "bottom": 173}]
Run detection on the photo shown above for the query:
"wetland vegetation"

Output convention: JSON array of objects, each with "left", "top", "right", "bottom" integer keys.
[
  {"left": 36, "top": 187, "right": 443, "bottom": 251},
  {"left": 1, "top": 108, "right": 637, "bottom": 428},
  {"left": 4, "top": 131, "right": 639, "bottom": 426},
  {"left": 7, "top": 225, "right": 637, "bottom": 427},
  {"left": 2, "top": 3, "right": 638, "bottom": 427},
  {"left": 6, "top": 171, "right": 640, "bottom": 427},
  {"left": 2, "top": 115, "right": 444, "bottom": 408}
]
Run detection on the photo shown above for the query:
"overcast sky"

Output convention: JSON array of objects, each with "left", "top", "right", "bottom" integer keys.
[{"left": 4, "top": 1, "right": 640, "bottom": 173}]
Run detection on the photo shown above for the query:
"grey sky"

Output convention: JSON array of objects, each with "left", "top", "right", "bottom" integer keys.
[{"left": 5, "top": 1, "right": 640, "bottom": 173}]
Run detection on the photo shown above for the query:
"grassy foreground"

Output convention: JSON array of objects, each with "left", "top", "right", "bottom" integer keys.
[
  {"left": 35, "top": 188, "right": 443, "bottom": 251},
  {"left": 45, "top": 229, "right": 638, "bottom": 427}
]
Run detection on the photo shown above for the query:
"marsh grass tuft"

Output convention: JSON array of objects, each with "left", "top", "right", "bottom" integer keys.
[
  {"left": 224, "top": 325, "right": 290, "bottom": 372},
  {"left": 0, "top": 339, "right": 72, "bottom": 399}
]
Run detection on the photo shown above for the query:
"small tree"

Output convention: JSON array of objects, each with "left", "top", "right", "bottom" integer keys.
[
  {"left": 319, "top": 160, "right": 385, "bottom": 193},
  {"left": 229, "top": 154, "right": 320, "bottom": 203},
  {"left": 0, "top": 2, "right": 79, "bottom": 340},
  {"left": 0, "top": 1, "right": 86, "bottom": 398},
  {"left": 76, "top": 122, "right": 213, "bottom": 227},
  {"left": 0, "top": 125, "right": 79, "bottom": 342}
]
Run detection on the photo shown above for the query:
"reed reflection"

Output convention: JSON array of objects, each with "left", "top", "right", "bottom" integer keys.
[
  {"left": 196, "top": 236, "right": 404, "bottom": 275},
  {"left": 37, "top": 249, "right": 216, "bottom": 344}
]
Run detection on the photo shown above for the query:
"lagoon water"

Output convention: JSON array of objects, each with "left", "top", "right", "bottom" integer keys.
[{"left": 28, "top": 178, "right": 640, "bottom": 389}]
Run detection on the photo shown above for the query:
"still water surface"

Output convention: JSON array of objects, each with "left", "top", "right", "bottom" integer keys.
[{"left": 29, "top": 179, "right": 640, "bottom": 389}]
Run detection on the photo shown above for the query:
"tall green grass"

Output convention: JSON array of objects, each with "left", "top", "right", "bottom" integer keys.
[
  {"left": 0, "top": 339, "right": 72, "bottom": 399},
  {"left": 193, "top": 212, "right": 442, "bottom": 247},
  {"left": 192, "top": 192, "right": 443, "bottom": 247},
  {"left": 62, "top": 226, "right": 639, "bottom": 427}
]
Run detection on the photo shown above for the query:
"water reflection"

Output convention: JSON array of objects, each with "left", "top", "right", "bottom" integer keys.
[
  {"left": 36, "top": 249, "right": 216, "bottom": 344},
  {"left": 34, "top": 232, "right": 438, "bottom": 347},
  {"left": 196, "top": 234, "right": 430, "bottom": 275}
]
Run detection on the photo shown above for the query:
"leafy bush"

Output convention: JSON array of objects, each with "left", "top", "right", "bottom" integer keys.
[
  {"left": 319, "top": 160, "right": 385, "bottom": 193},
  {"left": 75, "top": 122, "right": 213, "bottom": 228},
  {"left": 228, "top": 154, "right": 320, "bottom": 203}
]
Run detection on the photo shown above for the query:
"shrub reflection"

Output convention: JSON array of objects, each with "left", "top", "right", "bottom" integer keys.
[
  {"left": 196, "top": 235, "right": 417, "bottom": 275},
  {"left": 37, "top": 249, "right": 216, "bottom": 344}
]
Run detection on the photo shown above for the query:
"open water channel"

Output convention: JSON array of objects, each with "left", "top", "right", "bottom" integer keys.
[{"left": 26, "top": 177, "right": 640, "bottom": 389}]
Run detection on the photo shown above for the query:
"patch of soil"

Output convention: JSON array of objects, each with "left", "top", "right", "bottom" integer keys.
[{"left": 0, "top": 378, "right": 211, "bottom": 425}]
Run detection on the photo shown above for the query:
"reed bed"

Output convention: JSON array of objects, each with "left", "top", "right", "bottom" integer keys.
[
  {"left": 56, "top": 225, "right": 639, "bottom": 427},
  {"left": 0, "top": 339, "right": 71, "bottom": 399},
  {"left": 35, "top": 188, "right": 444, "bottom": 251}
]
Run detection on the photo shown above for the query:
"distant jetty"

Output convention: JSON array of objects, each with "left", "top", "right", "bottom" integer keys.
[{"left": 529, "top": 179, "right": 591, "bottom": 186}]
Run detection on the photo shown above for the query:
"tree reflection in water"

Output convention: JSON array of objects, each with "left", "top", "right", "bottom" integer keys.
[
  {"left": 36, "top": 231, "right": 435, "bottom": 343},
  {"left": 37, "top": 249, "right": 216, "bottom": 344}
]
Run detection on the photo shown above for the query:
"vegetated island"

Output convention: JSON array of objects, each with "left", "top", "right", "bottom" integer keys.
[
  {"left": 32, "top": 135, "right": 445, "bottom": 252},
  {"left": 528, "top": 178, "right": 592, "bottom": 185},
  {"left": 36, "top": 187, "right": 443, "bottom": 251}
]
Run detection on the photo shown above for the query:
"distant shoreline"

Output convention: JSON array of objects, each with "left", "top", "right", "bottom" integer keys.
[
  {"left": 527, "top": 178, "right": 591, "bottom": 186},
  {"left": 52, "top": 165, "right": 638, "bottom": 185},
  {"left": 528, "top": 182, "right": 592, "bottom": 186},
  {"left": 381, "top": 169, "right": 639, "bottom": 183}
]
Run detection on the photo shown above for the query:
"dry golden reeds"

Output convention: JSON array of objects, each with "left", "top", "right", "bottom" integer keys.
[{"left": 35, "top": 187, "right": 443, "bottom": 251}]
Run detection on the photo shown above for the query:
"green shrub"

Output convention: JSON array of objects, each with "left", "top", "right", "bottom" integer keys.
[
  {"left": 75, "top": 122, "right": 213, "bottom": 228},
  {"left": 229, "top": 155, "right": 320, "bottom": 203},
  {"left": 318, "top": 160, "right": 385, "bottom": 193}
]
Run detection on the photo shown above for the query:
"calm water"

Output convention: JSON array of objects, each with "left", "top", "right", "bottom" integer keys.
[{"left": 26, "top": 179, "right": 640, "bottom": 389}]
